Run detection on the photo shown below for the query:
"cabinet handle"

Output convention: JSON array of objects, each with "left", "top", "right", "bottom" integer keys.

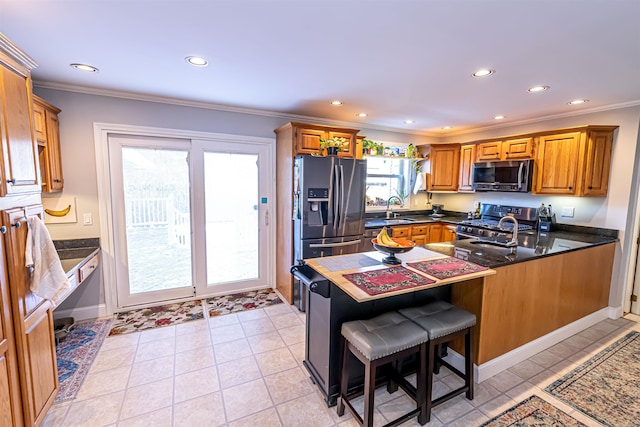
[
  {"left": 12, "top": 222, "right": 21, "bottom": 229},
  {"left": 568, "top": 186, "right": 573, "bottom": 190},
  {"left": 7, "top": 178, "right": 15, "bottom": 184},
  {"left": 0, "top": 226, "right": 6, "bottom": 234},
  {"left": 588, "top": 186, "right": 593, "bottom": 189},
  {"left": 54, "top": 179, "right": 62, "bottom": 183}
]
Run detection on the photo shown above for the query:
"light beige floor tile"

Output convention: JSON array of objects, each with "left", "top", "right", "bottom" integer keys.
[
  {"left": 378, "top": 393, "right": 421, "bottom": 424},
  {"left": 289, "top": 341, "right": 306, "bottom": 366},
  {"left": 529, "top": 368, "right": 558, "bottom": 388},
  {"left": 508, "top": 359, "right": 545, "bottom": 380},
  {"left": 255, "top": 346, "right": 298, "bottom": 376},
  {"left": 175, "top": 318, "right": 208, "bottom": 335},
  {"left": 174, "top": 365, "right": 220, "bottom": 403},
  {"left": 223, "top": 378, "right": 273, "bottom": 421},
  {"left": 270, "top": 312, "right": 303, "bottom": 330},
  {"left": 63, "top": 390, "right": 124, "bottom": 426},
  {"left": 276, "top": 393, "right": 335, "bottom": 427},
  {"left": 41, "top": 403, "right": 70, "bottom": 427},
  {"left": 446, "top": 409, "right": 490, "bottom": 427},
  {"left": 468, "top": 381, "right": 501, "bottom": 407},
  {"left": 277, "top": 324, "right": 305, "bottom": 345},
  {"left": 228, "top": 407, "right": 283, "bottom": 427},
  {"left": 264, "top": 303, "right": 295, "bottom": 317},
  {"left": 90, "top": 345, "right": 137, "bottom": 374},
  {"left": 210, "top": 323, "right": 245, "bottom": 344},
  {"left": 218, "top": 355, "right": 262, "bottom": 388},
  {"left": 134, "top": 337, "right": 175, "bottom": 362},
  {"left": 128, "top": 355, "right": 174, "bottom": 387},
  {"left": 478, "top": 394, "right": 518, "bottom": 418},
  {"left": 75, "top": 365, "right": 131, "bottom": 401},
  {"left": 529, "top": 349, "right": 565, "bottom": 368},
  {"left": 248, "top": 330, "right": 286, "bottom": 354},
  {"left": 119, "top": 377, "right": 174, "bottom": 420},
  {"left": 100, "top": 333, "right": 140, "bottom": 351},
  {"left": 138, "top": 325, "right": 176, "bottom": 343},
  {"left": 431, "top": 395, "right": 474, "bottom": 424},
  {"left": 504, "top": 381, "right": 539, "bottom": 401},
  {"left": 175, "top": 345, "right": 215, "bottom": 375},
  {"left": 483, "top": 369, "right": 523, "bottom": 393},
  {"left": 116, "top": 406, "right": 172, "bottom": 427},
  {"left": 209, "top": 313, "right": 240, "bottom": 328},
  {"left": 561, "top": 334, "right": 593, "bottom": 352},
  {"left": 174, "top": 329, "right": 211, "bottom": 353},
  {"left": 173, "top": 392, "right": 226, "bottom": 427},
  {"left": 237, "top": 308, "right": 267, "bottom": 321},
  {"left": 241, "top": 317, "right": 276, "bottom": 336},
  {"left": 263, "top": 366, "right": 314, "bottom": 404},
  {"left": 214, "top": 337, "right": 253, "bottom": 364}
]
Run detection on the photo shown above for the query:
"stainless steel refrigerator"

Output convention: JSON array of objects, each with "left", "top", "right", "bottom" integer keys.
[{"left": 292, "top": 155, "right": 367, "bottom": 310}]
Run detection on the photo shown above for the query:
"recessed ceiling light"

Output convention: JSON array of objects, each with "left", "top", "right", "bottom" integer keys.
[
  {"left": 494, "top": 115, "right": 505, "bottom": 120},
  {"left": 357, "top": 113, "right": 368, "bottom": 117},
  {"left": 472, "top": 69, "right": 495, "bottom": 78},
  {"left": 70, "top": 63, "right": 99, "bottom": 73},
  {"left": 404, "top": 120, "right": 415, "bottom": 124},
  {"left": 568, "top": 99, "right": 589, "bottom": 105},
  {"left": 330, "top": 100, "right": 343, "bottom": 106},
  {"left": 185, "top": 56, "right": 208, "bottom": 67},
  {"left": 528, "top": 85, "right": 550, "bottom": 93},
  {"left": 442, "top": 126, "right": 452, "bottom": 130}
]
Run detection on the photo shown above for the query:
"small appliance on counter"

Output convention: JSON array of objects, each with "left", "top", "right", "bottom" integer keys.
[
  {"left": 537, "top": 203, "right": 556, "bottom": 232},
  {"left": 431, "top": 204, "right": 445, "bottom": 217}
]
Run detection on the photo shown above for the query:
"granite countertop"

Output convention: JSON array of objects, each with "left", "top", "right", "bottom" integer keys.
[
  {"left": 54, "top": 238, "right": 100, "bottom": 275},
  {"left": 365, "top": 211, "right": 466, "bottom": 228}
]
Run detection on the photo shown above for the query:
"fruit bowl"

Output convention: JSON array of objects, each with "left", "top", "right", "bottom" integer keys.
[{"left": 372, "top": 238, "right": 416, "bottom": 265}]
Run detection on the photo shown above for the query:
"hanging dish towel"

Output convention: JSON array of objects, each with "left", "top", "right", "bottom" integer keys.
[{"left": 24, "top": 216, "right": 70, "bottom": 300}]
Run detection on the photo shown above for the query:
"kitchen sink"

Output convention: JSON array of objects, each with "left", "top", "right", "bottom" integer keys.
[{"left": 384, "top": 218, "right": 417, "bottom": 225}]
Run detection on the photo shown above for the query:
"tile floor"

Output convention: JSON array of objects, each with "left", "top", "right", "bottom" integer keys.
[{"left": 43, "top": 308, "right": 640, "bottom": 427}]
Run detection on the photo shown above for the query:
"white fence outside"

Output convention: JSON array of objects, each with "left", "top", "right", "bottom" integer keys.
[{"left": 126, "top": 197, "right": 190, "bottom": 247}]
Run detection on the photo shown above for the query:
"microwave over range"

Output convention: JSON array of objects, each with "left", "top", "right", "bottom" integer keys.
[{"left": 472, "top": 159, "right": 533, "bottom": 192}]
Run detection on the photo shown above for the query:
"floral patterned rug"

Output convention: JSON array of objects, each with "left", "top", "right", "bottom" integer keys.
[
  {"left": 545, "top": 331, "right": 640, "bottom": 427},
  {"left": 481, "top": 395, "right": 586, "bottom": 426},
  {"left": 206, "top": 288, "right": 282, "bottom": 317},
  {"left": 408, "top": 256, "right": 488, "bottom": 279},
  {"left": 342, "top": 266, "right": 435, "bottom": 296},
  {"left": 55, "top": 317, "right": 113, "bottom": 403},
  {"left": 109, "top": 299, "right": 205, "bottom": 336}
]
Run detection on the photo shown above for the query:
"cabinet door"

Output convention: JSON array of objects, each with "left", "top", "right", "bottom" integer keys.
[
  {"left": 294, "top": 127, "right": 325, "bottom": 155},
  {"left": 428, "top": 145, "right": 460, "bottom": 191},
  {"left": 442, "top": 225, "right": 456, "bottom": 242},
  {"left": 32, "top": 102, "right": 46, "bottom": 144},
  {"left": 476, "top": 141, "right": 502, "bottom": 161},
  {"left": 533, "top": 132, "right": 582, "bottom": 195},
  {"left": 44, "top": 109, "right": 64, "bottom": 192},
  {"left": 458, "top": 144, "right": 476, "bottom": 192},
  {"left": 328, "top": 131, "right": 356, "bottom": 158},
  {"left": 390, "top": 226, "right": 410, "bottom": 238},
  {"left": 428, "top": 224, "right": 442, "bottom": 243},
  {"left": 410, "top": 225, "right": 429, "bottom": 245},
  {"left": 503, "top": 137, "right": 533, "bottom": 159},
  {"left": 581, "top": 130, "right": 613, "bottom": 197},
  {"left": 0, "top": 66, "right": 40, "bottom": 196}
]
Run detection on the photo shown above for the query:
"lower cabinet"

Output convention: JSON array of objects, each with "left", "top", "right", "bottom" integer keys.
[
  {"left": 2, "top": 205, "right": 58, "bottom": 426},
  {"left": 389, "top": 223, "right": 451, "bottom": 245}
]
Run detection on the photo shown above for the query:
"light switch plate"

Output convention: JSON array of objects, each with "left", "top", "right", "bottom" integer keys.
[
  {"left": 561, "top": 207, "right": 575, "bottom": 218},
  {"left": 83, "top": 213, "right": 93, "bottom": 225}
]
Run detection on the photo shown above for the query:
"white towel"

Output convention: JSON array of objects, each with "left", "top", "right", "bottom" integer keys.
[
  {"left": 413, "top": 172, "right": 424, "bottom": 194},
  {"left": 24, "top": 216, "right": 70, "bottom": 300}
]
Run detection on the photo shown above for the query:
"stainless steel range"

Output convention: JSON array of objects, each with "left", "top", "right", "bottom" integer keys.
[{"left": 456, "top": 204, "right": 538, "bottom": 242}]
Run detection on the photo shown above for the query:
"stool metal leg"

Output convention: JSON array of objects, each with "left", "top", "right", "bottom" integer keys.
[
  {"left": 417, "top": 342, "right": 428, "bottom": 425},
  {"left": 465, "top": 326, "right": 474, "bottom": 400},
  {"left": 337, "top": 338, "right": 349, "bottom": 416}
]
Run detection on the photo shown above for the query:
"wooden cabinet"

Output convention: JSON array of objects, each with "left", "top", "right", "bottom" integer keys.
[
  {"left": 0, "top": 40, "right": 40, "bottom": 197},
  {"left": 442, "top": 224, "right": 457, "bottom": 241},
  {"left": 428, "top": 144, "right": 460, "bottom": 192},
  {"left": 274, "top": 122, "right": 360, "bottom": 303},
  {"left": 476, "top": 137, "right": 533, "bottom": 161},
  {"left": 458, "top": 144, "right": 476, "bottom": 192},
  {"left": 533, "top": 126, "right": 616, "bottom": 196},
  {"left": 33, "top": 96, "right": 63, "bottom": 193},
  {"left": 389, "top": 226, "right": 410, "bottom": 239},
  {"left": 391, "top": 223, "right": 447, "bottom": 245},
  {"left": 428, "top": 223, "right": 442, "bottom": 243}
]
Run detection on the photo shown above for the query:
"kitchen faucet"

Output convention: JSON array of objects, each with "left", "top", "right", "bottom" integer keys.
[
  {"left": 386, "top": 196, "right": 403, "bottom": 219},
  {"left": 498, "top": 215, "right": 519, "bottom": 247}
]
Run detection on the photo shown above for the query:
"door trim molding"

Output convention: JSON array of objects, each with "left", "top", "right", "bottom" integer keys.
[{"left": 93, "top": 123, "right": 276, "bottom": 314}]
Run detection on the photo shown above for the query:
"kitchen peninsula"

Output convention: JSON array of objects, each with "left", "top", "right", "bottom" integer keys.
[{"left": 296, "top": 228, "right": 617, "bottom": 406}]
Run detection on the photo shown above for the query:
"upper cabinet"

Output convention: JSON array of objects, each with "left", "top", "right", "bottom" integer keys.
[
  {"left": 533, "top": 126, "right": 617, "bottom": 196},
  {"left": 458, "top": 144, "right": 476, "bottom": 192},
  {"left": 476, "top": 137, "right": 533, "bottom": 161},
  {"left": 275, "top": 122, "right": 359, "bottom": 158},
  {"left": 427, "top": 144, "right": 460, "bottom": 192},
  {"left": 0, "top": 37, "right": 40, "bottom": 197},
  {"left": 33, "top": 96, "right": 63, "bottom": 192}
]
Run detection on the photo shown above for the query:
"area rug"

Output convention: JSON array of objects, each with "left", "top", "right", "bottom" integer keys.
[
  {"left": 480, "top": 395, "right": 586, "bottom": 426},
  {"left": 342, "top": 266, "right": 435, "bottom": 296},
  {"left": 544, "top": 331, "right": 640, "bottom": 427},
  {"left": 206, "top": 288, "right": 283, "bottom": 317},
  {"left": 109, "top": 299, "right": 205, "bottom": 336},
  {"left": 408, "top": 256, "right": 488, "bottom": 279},
  {"left": 55, "top": 317, "right": 113, "bottom": 403}
]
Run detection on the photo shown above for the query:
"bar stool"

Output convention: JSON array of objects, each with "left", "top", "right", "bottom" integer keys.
[
  {"left": 398, "top": 301, "right": 476, "bottom": 423},
  {"left": 337, "top": 311, "right": 430, "bottom": 427}
]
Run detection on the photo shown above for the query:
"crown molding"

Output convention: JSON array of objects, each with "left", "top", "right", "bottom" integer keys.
[{"left": 0, "top": 33, "right": 38, "bottom": 70}]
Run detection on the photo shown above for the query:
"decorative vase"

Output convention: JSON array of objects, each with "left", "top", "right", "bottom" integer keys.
[{"left": 326, "top": 147, "right": 339, "bottom": 156}]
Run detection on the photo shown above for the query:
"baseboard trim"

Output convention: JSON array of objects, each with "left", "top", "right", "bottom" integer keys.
[
  {"left": 608, "top": 305, "right": 624, "bottom": 319},
  {"left": 53, "top": 304, "right": 110, "bottom": 322},
  {"left": 443, "top": 306, "right": 610, "bottom": 382}
]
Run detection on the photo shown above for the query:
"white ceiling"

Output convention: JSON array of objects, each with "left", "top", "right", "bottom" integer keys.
[{"left": 2, "top": 0, "right": 639, "bottom": 135}]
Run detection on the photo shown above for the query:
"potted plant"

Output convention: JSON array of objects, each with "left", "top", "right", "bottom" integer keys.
[{"left": 320, "top": 137, "right": 349, "bottom": 155}]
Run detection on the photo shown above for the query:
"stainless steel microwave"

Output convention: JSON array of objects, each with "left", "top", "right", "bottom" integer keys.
[{"left": 472, "top": 159, "right": 533, "bottom": 192}]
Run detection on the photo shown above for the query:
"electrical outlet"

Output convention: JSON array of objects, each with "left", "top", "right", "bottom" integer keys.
[
  {"left": 83, "top": 213, "right": 93, "bottom": 225},
  {"left": 561, "top": 207, "right": 575, "bottom": 218}
]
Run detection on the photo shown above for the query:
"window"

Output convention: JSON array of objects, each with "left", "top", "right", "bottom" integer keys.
[{"left": 366, "top": 157, "right": 414, "bottom": 209}]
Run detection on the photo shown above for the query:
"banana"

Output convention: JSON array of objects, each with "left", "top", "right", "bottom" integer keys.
[
  {"left": 377, "top": 227, "right": 400, "bottom": 247},
  {"left": 45, "top": 205, "right": 71, "bottom": 217}
]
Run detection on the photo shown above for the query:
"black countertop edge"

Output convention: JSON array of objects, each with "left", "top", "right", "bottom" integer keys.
[
  {"left": 53, "top": 238, "right": 100, "bottom": 251},
  {"left": 551, "top": 223, "right": 618, "bottom": 239}
]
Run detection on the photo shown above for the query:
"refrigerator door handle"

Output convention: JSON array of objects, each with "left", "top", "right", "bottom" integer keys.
[
  {"left": 339, "top": 164, "right": 345, "bottom": 229},
  {"left": 308, "top": 239, "right": 362, "bottom": 248},
  {"left": 333, "top": 164, "right": 340, "bottom": 228}
]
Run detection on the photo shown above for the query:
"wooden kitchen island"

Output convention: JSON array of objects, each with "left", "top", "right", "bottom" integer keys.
[{"left": 296, "top": 229, "right": 617, "bottom": 406}]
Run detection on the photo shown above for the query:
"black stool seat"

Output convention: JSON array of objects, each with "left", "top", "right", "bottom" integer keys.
[
  {"left": 338, "top": 311, "right": 430, "bottom": 427},
  {"left": 399, "top": 301, "right": 476, "bottom": 422}
]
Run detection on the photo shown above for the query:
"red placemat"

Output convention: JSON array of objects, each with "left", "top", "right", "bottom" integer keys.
[
  {"left": 408, "top": 257, "right": 488, "bottom": 279},
  {"left": 342, "top": 266, "right": 435, "bottom": 296}
]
